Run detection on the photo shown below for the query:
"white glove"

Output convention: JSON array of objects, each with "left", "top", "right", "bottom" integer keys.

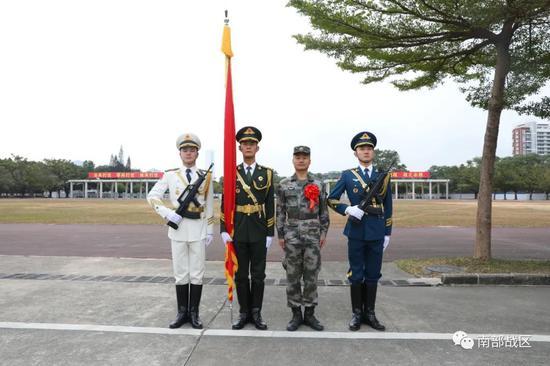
[
  {"left": 204, "top": 234, "right": 213, "bottom": 247},
  {"left": 383, "top": 236, "right": 390, "bottom": 251},
  {"left": 266, "top": 236, "right": 273, "bottom": 249},
  {"left": 345, "top": 205, "right": 364, "bottom": 220},
  {"left": 167, "top": 211, "right": 183, "bottom": 224},
  {"left": 221, "top": 232, "right": 232, "bottom": 245}
]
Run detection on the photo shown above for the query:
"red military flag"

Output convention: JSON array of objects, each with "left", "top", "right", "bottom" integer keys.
[{"left": 221, "top": 13, "right": 238, "bottom": 306}]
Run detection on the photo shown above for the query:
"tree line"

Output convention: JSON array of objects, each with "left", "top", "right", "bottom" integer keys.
[
  {"left": 2, "top": 151, "right": 549, "bottom": 199},
  {"left": 0, "top": 155, "right": 136, "bottom": 197},
  {"left": 430, "top": 154, "right": 550, "bottom": 200}
]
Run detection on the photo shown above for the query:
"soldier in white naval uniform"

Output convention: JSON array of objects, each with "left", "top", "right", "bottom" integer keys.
[{"left": 147, "top": 133, "right": 214, "bottom": 329}]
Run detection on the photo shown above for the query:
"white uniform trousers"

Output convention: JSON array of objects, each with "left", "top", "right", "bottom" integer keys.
[{"left": 171, "top": 239, "right": 205, "bottom": 285}]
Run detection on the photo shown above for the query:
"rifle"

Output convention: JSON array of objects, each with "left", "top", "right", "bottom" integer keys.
[
  {"left": 349, "top": 159, "right": 396, "bottom": 225},
  {"left": 167, "top": 163, "right": 214, "bottom": 230}
]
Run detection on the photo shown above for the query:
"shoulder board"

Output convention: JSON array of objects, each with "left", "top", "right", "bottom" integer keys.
[
  {"left": 164, "top": 168, "right": 178, "bottom": 172},
  {"left": 257, "top": 164, "right": 272, "bottom": 172}
]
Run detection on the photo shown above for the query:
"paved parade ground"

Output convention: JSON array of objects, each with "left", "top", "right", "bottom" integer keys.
[
  {"left": 1, "top": 222, "right": 549, "bottom": 365},
  {"left": 1, "top": 203, "right": 549, "bottom": 365},
  {"left": 1, "top": 255, "right": 549, "bottom": 365}
]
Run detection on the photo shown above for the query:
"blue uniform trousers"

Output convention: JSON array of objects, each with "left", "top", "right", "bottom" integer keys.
[{"left": 347, "top": 238, "right": 384, "bottom": 285}]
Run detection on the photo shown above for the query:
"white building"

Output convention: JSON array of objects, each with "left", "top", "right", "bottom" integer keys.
[{"left": 513, "top": 121, "right": 550, "bottom": 155}]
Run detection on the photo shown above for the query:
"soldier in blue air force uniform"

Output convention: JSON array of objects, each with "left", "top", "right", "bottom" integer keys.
[{"left": 328, "top": 131, "right": 393, "bottom": 331}]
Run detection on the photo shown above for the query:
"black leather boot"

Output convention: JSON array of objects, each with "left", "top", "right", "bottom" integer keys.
[
  {"left": 303, "top": 306, "right": 324, "bottom": 331},
  {"left": 349, "top": 284, "right": 362, "bottom": 331},
  {"left": 364, "top": 283, "right": 385, "bottom": 331},
  {"left": 189, "top": 284, "right": 203, "bottom": 329},
  {"left": 169, "top": 284, "right": 189, "bottom": 329},
  {"left": 251, "top": 307, "right": 268, "bottom": 330},
  {"left": 361, "top": 282, "right": 368, "bottom": 324},
  {"left": 286, "top": 307, "right": 303, "bottom": 332},
  {"left": 232, "top": 312, "right": 248, "bottom": 330}
]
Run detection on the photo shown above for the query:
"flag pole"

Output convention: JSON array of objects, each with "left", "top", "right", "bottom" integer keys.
[
  {"left": 222, "top": 8, "right": 237, "bottom": 327},
  {"left": 225, "top": 9, "right": 233, "bottom": 326}
]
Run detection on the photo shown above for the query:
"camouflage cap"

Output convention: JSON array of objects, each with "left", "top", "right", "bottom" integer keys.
[{"left": 293, "top": 145, "right": 310, "bottom": 155}]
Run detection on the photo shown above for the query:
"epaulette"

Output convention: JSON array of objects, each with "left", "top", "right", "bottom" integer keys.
[{"left": 256, "top": 164, "right": 272, "bottom": 172}]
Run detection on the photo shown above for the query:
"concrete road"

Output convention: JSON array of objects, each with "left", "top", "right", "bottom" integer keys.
[{"left": 1, "top": 224, "right": 549, "bottom": 261}]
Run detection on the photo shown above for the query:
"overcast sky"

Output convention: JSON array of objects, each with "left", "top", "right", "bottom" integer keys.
[{"left": 1, "top": 1, "right": 547, "bottom": 177}]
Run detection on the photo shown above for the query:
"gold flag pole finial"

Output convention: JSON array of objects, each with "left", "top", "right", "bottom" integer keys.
[{"left": 222, "top": 10, "right": 233, "bottom": 59}]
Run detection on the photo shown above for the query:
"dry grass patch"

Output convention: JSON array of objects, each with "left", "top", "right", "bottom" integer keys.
[
  {"left": 0, "top": 199, "right": 549, "bottom": 227},
  {"left": 396, "top": 257, "right": 550, "bottom": 277}
]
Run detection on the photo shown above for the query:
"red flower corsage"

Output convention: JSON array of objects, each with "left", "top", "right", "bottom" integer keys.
[{"left": 304, "top": 184, "right": 320, "bottom": 211}]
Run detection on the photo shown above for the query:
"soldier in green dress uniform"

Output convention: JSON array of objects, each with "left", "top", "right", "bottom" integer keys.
[{"left": 220, "top": 126, "right": 275, "bottom": 330}]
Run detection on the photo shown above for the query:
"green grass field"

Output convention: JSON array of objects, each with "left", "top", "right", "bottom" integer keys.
[{"left": 0, "top": 199, "right": 549, "bottom": 227}]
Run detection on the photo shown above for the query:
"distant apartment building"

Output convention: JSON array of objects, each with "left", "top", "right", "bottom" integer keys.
[{"left": 512, "top": 121, "right": 550, "bottom": 155}]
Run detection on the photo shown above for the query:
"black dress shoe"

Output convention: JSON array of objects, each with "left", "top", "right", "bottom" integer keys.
[
  {"left": 251, "top": 308, "right": 268, "bottom": 330},
  {"left": 232, "top": 312, "right": 248, "bottom": 330},
  {"left": 286, "top": 307, "right": 303, "bottom": 332},
  {"left": 303, "top": 306, "right": 324, "bottom": 331},
  {"left": 364, "top": 310, "right": 385, "bottom": 331}
]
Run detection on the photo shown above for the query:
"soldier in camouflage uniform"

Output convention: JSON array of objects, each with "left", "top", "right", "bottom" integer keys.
[{"left": 276, "top": 146, "right": 330, "bottom": 331}]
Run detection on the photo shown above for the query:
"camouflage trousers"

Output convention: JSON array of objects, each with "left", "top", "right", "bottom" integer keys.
[{"left": 283, "top": 243, "right": 321, "bottom": 307}]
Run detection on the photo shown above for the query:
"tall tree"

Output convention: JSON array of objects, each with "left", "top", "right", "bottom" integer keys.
[
  {"left": 515, "top": 154, "right": 545, "bottom": 200},
  {"left": 375, "top": 149, "right": 407, "bottom": 171},
  {"left": 289, "top": 0, "right": 550, "bottom": 260},
  {"left": 539, "top": 155, "right": 550, "bottom": 200}
]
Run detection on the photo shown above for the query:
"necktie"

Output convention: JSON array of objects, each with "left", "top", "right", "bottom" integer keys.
[
  {"left": 186, "top": 168, "right": 192, "bottom": 183},
  {"left": 364, "top": 168, "right": 370, "bottom": 179},
  {"left": 246, "top": 166, "right": 252, "bottom": 183}
]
